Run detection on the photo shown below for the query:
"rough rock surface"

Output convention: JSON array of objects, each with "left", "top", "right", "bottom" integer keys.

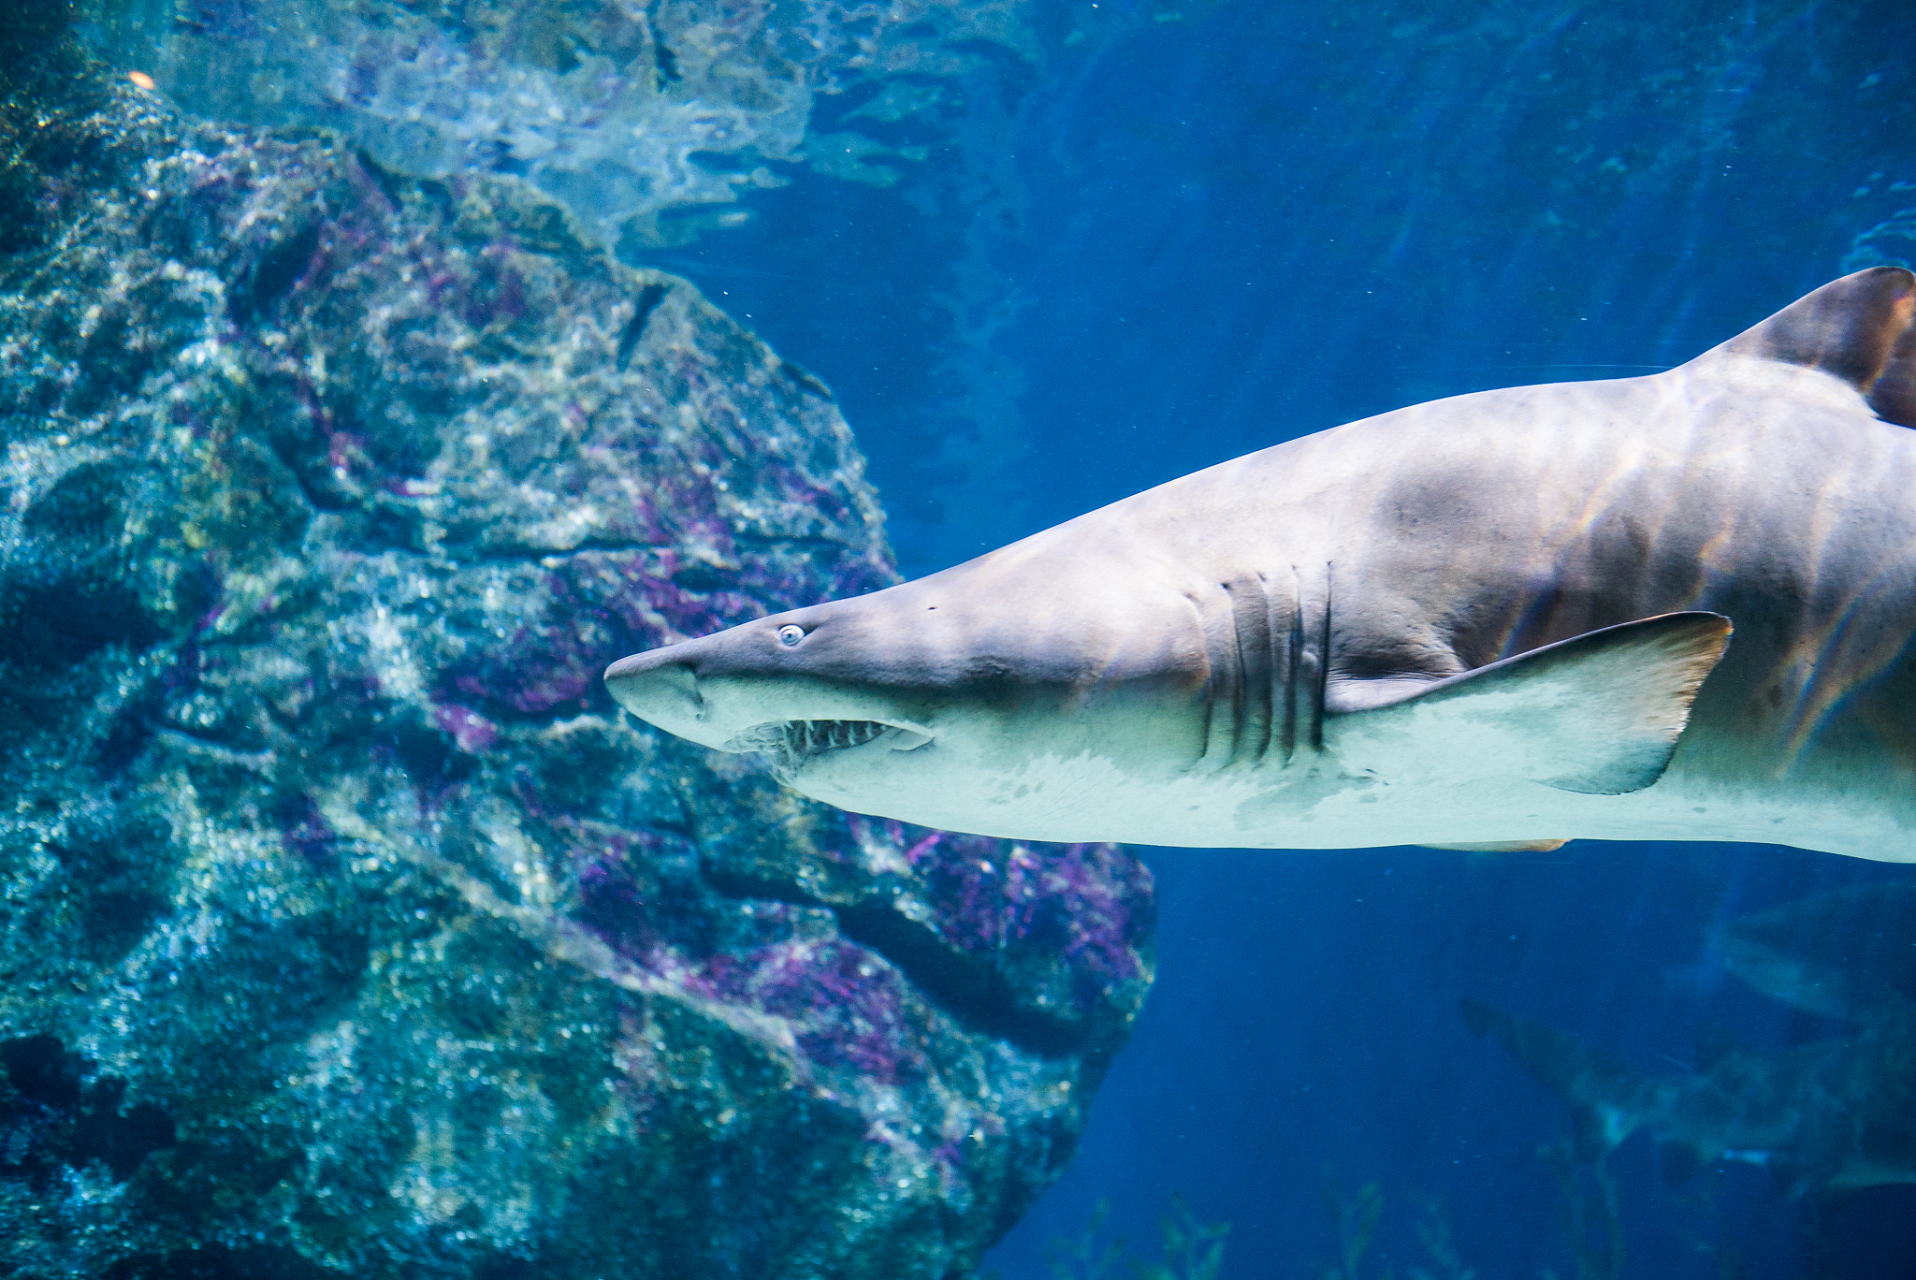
[{"left": 0, "top": 26, "right": 1154, "bottom": 1280}]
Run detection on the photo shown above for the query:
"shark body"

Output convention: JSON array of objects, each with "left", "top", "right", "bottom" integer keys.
[{"left": 607, "top": 268, "right": 1916, "bottom": 861}]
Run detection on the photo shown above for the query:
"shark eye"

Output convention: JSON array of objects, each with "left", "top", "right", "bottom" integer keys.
[{"left": 776, "top": 624, "right": 805, "bottom": 648}]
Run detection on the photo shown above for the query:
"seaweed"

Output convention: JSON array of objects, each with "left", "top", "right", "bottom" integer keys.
[
  {"left": 1045, "top": 1194, "right": 1231, "bottom": 1280},
  {"left": 1320, "top": 1172, "right": 1388, "bottom": 1280},
  {"left": 1539, "top": 1137, "right": 1625, "bottom": 1280}
]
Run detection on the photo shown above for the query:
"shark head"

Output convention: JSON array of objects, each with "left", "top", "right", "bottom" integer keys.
[{"left": 604, "top": 537, "right": 1214, "bottom": 838}]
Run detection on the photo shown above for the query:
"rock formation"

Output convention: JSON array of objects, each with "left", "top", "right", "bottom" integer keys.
[{"left": 0, "top": 20, "right": 1154, "bottom": 1278}]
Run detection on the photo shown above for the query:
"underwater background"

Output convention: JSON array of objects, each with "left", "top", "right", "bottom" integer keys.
[
  {"left": 3, "top": 0, "right": 1915, "bottom": 1276},
  {"left": 651, "top": 5, "right": 1916, "bottom": 1273}
]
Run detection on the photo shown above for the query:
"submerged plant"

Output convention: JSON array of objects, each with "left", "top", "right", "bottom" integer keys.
[
  {"left": 1317, "top": 1176, "right": 1482, "bottom": 1280},
  {"left": 1047, "top": 1198, "right": 1126, "bottom": 1280},
  {"left": 1540, "top": 1138, "right": 1624, "bottom": 1280},
  {"left": 1135, "top": 1195, "right": 1232, "bottom": 1280},
  {"left": 1320, "top": 1171, "right": 1388, "bottom": 1280},
  {"left": 1408, "top": 1197, "right": 1475, "bottom": 1280},
  {"left": 1046, "top": 1194, "right": 1231, "bottom": 1280}
]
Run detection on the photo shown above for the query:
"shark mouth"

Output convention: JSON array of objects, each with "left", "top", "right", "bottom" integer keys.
[{"left": 724, "top": 719, "right": 928, "bottom": 778}]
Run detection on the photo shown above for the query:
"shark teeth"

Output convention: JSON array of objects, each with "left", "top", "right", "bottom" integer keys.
[
  {"left": 725, "top": 719, "right": 900, "bottom": 778},
  {"left": 791, "top": 719, "right": 891, "bottom": 753}
]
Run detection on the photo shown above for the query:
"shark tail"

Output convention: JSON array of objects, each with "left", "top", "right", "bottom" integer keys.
[{"left": 1460, "top": 998, "right": 1658, "bottom": 1160}]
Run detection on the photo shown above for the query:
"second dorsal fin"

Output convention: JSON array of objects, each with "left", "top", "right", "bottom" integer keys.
[{"left": 1711, "top": 266, "right": 1916, "bottom": 427}]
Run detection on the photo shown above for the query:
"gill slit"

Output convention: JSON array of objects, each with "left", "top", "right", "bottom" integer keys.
[
  {"left": 1230, "top": 574, "right": 1276, "bottom": 764},
  {"left": 1199, "top": 563, "right": 1328, "bottom": 771},
  {"left": 1311, "top": 564, "right": 1333, "bottom": 752},
  {"left": 1280, "top": 568, "right": 1301, "bottom": 763}
]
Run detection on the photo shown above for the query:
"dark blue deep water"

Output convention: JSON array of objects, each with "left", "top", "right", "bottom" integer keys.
[{"left": 645, "top": 2, "right": 1916, "bottom": 1277}]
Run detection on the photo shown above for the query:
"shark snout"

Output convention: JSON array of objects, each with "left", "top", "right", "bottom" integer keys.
[
  {"left": 604, "top": 626, "right": 940, "bottom": 756},
  {"left": 605, "top": 646, "right": 721, "bottom": 746}
]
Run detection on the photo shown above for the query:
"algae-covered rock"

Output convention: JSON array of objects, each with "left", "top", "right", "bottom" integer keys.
[{"left": 0, "top": 23, "right": 1154, "bottom": 1278}]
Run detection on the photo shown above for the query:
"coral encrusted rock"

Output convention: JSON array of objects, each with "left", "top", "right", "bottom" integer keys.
[{"left": 0, "top": 29, "right": 1154, "bottom": 1280}]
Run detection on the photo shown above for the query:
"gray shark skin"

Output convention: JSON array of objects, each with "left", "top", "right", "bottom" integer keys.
[
  {"left": 606, "top": 268, "right": 1916, "bottom": 860},
  {"left": 1463, "top": 884, "right": 1916, "bottom": 1195}
]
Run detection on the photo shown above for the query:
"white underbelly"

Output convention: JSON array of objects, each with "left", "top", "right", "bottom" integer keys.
[{"left": 796, "top": 744, "right": 1916, "bottom": 862}]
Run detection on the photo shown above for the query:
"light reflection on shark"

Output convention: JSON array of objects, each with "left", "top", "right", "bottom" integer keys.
[
  {"left": 1464, "top": 883, "right": 1916, "bottom": 1196},
  {"left": 607, "top": 268, "right": 1916, "bottom": 860}
]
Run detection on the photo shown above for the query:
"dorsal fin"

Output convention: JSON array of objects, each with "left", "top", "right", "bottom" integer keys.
[
  {"left": 1872, "top": 290, "right": 1916, "bottom": 428},
  {"left": 1713, "top": 266, "right": 1916, "bottom": 426}
]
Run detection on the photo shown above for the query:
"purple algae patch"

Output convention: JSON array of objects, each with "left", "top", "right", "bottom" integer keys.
[
  {"left": 446, "top": 638, "right": 599, "bottom": 717},
  {"left": 570, "top": 826, "right": 736, "bottom": 960},
  {"left": 860, "top": 818, "right": 1155, "bottom": 994},
  {"left": 439, "top": 553, "right": 778, "bottom": 719},
  {"left": 463, "top": 243, "right": 529, "bottom": 328},
  {"left": 703, "top": 937, "right": 929, "bottom": 1086},
  {"left": 430, "top": 701, "right": 498, "bottom": 753},
  {"left": 275, "top": 793, "right": 337, "bottom": 864}
]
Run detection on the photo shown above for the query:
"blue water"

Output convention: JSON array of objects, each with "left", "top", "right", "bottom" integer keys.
[
  {"left": 647, "top": 2, "right": 1916, "bottom": 1276},
  {"left": 997, "top": 844, "right": 1916, "bottom": 1279},
  {"left": 662, "top": 0, "right": 1916, "bottom": 578}
]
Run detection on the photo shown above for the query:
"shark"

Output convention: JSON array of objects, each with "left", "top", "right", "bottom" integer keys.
[
  {"left": 605, "top": 267, "right": 1916, "bottom": 860},
  {"left": 1462, "top": 883, "right": 1916, "bottom": 1194}
]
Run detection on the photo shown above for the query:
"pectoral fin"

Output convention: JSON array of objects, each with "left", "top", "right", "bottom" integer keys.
[{"left": 1331, "top": 612, "right": 1732, "bottom": 795}]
